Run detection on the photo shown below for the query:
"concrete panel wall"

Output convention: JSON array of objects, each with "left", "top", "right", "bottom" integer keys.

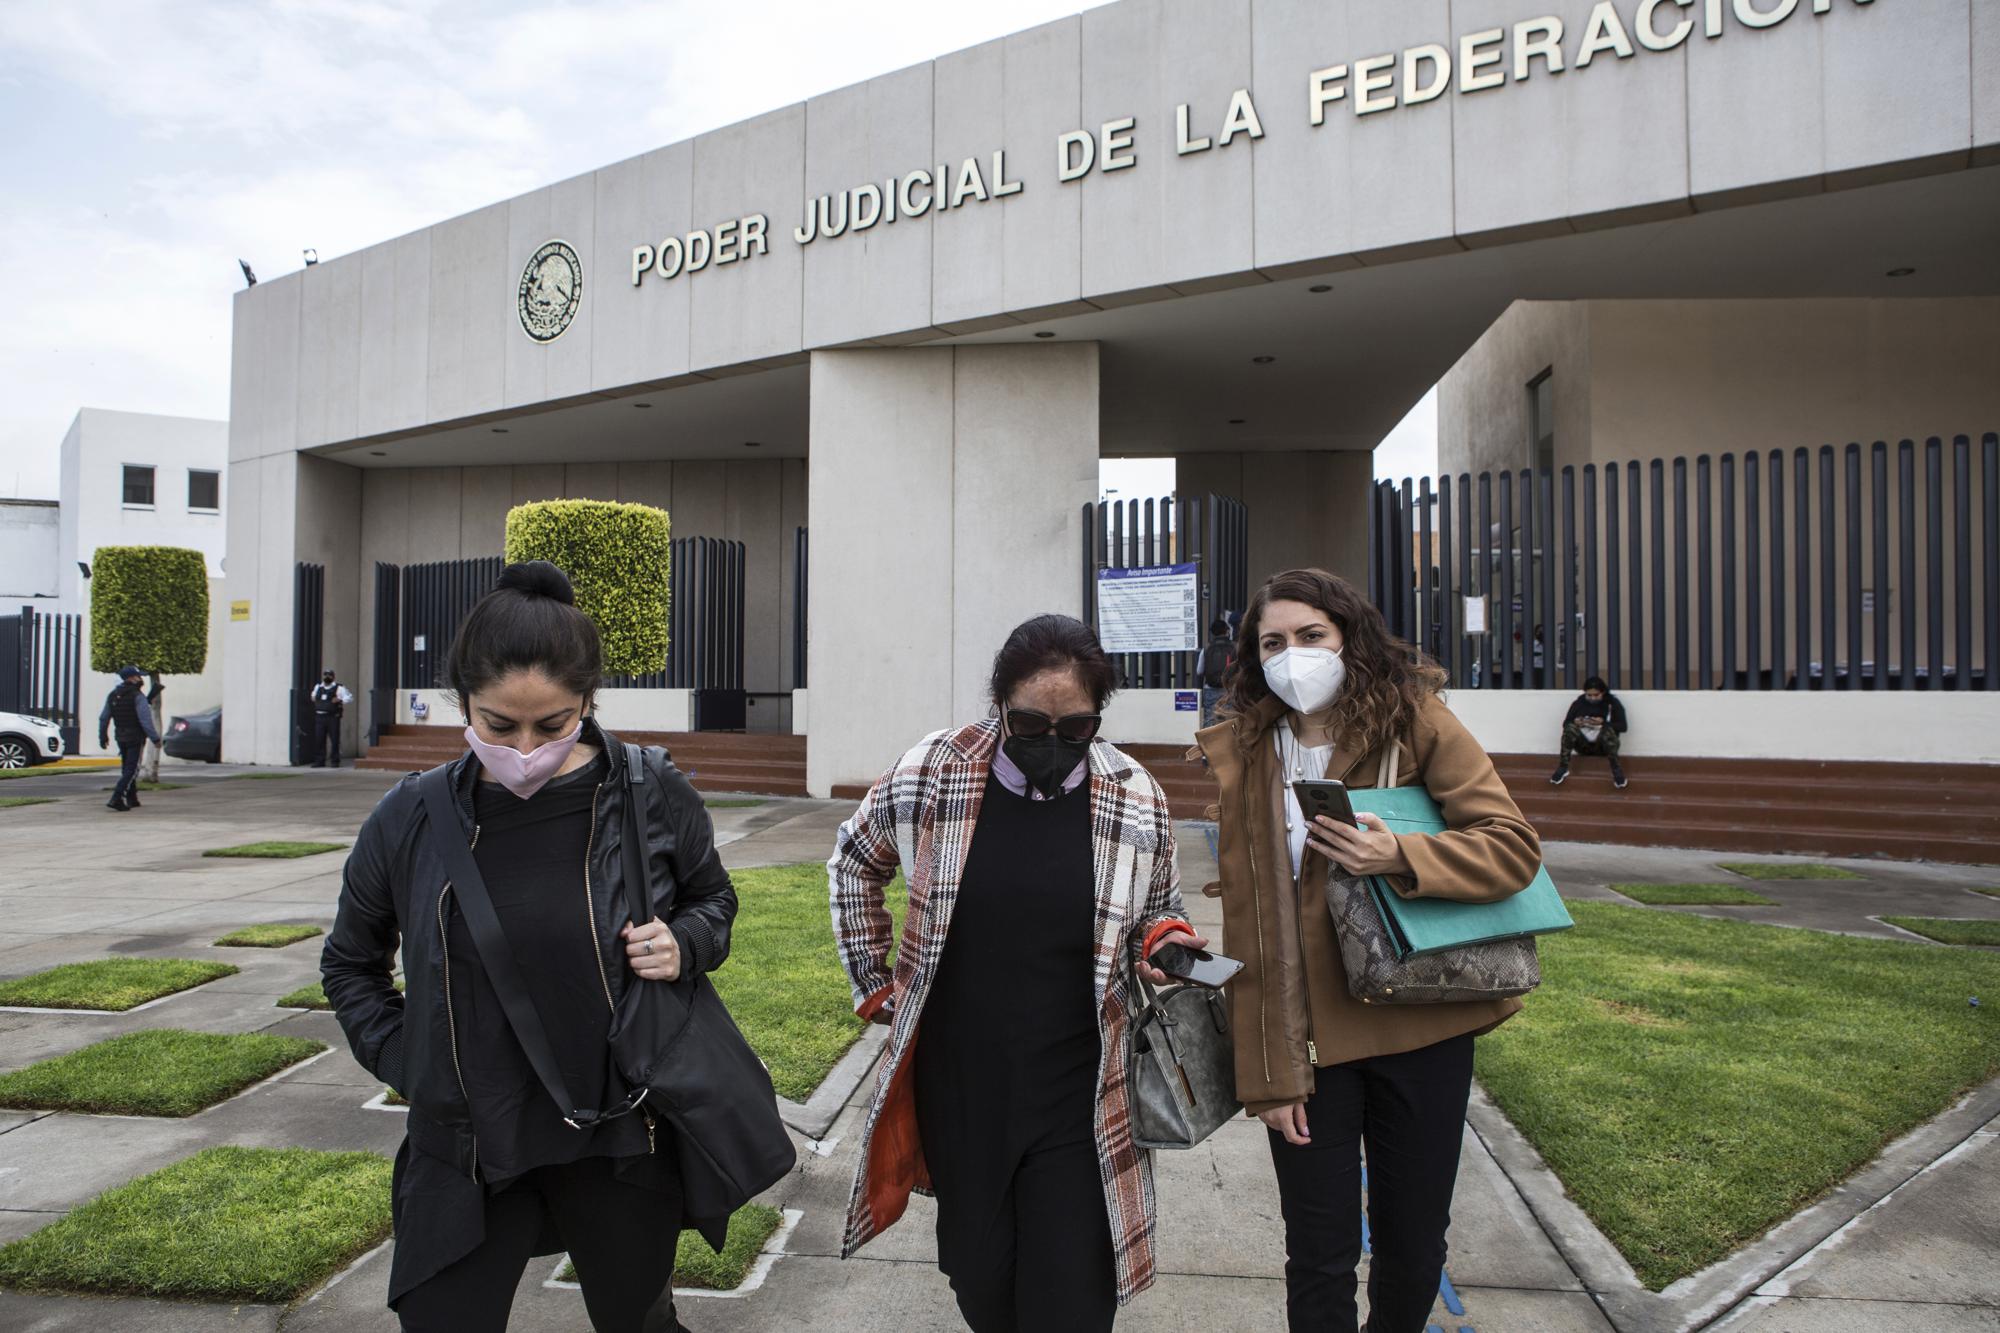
[
  {"left": 505, "top": 172, "right": 598, "bottom": 408},
  {"left": 296, "top": 251, "right": 363, "bottom": 448},
  {"left": 1978, "top": 2, "right": 2000, "bottom": 163},
  {"left": 229, "top": 272, "right": 301, "bottom": 464},
  {"left": 294, "top": 454, "right": 364, "bottom": 757},
  {"left": 690, "top": 107, "right": 806, "bottom": 371},
  {"left": 1436, "top": 301, "right": 1592, "bottom": 479},
  {"left": 426, "top": 203, "right": 509, "bottom": 424},
  {"left": 1173, "top": 449, "right": 1373, "bottom": 592},
  {"left": 806, "top": 343, "right": 1097, "bottom": 793},
  {"left": 592, "top": 143, "right": 694, "bottom": 391},
  {"left": 804, "top": 64, "right": 935, "bottom": 346}
]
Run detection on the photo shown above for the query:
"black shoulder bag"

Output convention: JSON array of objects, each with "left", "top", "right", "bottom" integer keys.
[{"left": 419, "top": 749, "right": 794, "bottom": 1226}]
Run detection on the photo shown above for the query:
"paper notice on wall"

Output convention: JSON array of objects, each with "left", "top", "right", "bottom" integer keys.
[
  {"left": 1097, "top": 563, "right": 1200, "bottom": 653},
  {"left": 1464, "top": 595, "right": 1488, "bottom": 635}
]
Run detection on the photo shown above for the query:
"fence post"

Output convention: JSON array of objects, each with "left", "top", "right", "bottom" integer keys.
[
  {"left": 1953, "top": 435, "right": 1972, "bottom": 691},
  {"left": 1745, "top": 452, "right": 1761, "bottom": 690},
  {"left": 1925, "top": 438, "right": 1944, "bottom": 687},
  {"left": 1498, "top": 471, "right": 1515, "bottom": 689},
  {"left": 1720, "top": 456, "right": 1736, "bottom": 690}
]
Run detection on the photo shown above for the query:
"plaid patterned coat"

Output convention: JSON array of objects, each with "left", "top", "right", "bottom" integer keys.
[{"left": 827, "top": 717, "right": 1191, "bottom": 1304}]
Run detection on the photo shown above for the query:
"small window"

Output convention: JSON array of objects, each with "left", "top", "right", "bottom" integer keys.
[
  {"left": 1527, "top": 369, "right": 1555, "bottom": 476},
  {"left": 122, "top": 465, "right": 155, "bottom": 507},
  {"left": 188, "top": 469, "right": 220, "bottom": 512}
]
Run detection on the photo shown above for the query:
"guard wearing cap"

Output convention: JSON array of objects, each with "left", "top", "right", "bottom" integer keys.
[
  {"left": 98, "top": 666, "right": 160, "bottom": 812},
  {"left": 310, "top": 669, "right": 353, "bottom": 768}
]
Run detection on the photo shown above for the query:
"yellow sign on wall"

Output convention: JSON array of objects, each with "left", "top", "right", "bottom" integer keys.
[{"left": 230, "top": 600, "right": 251, "bottom": 622}]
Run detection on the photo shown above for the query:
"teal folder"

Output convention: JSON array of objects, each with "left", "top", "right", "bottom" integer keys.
[{"left": 1348, "top": 785, "right": 1574, "bottom": 960}]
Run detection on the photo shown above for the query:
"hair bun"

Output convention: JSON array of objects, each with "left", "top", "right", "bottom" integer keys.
[{"left": 497, "top": 560, "right": 575, "bottom": 605}]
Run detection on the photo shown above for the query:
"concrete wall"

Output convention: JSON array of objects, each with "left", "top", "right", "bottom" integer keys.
[
  {"left": 1435, "top": 302, "right": 1591, "bottom": 480},
  {"left": 807, "top": 343, "right": 1099, "bottom": 794},
  {"left": 1447, "top": 688, "right": 2000, "bottom": 765},
  {"left": 229, "top": 0, "right": 1987, "bottom": 448},
  {"left": 1176, "top": 450, "right": 1373, "bottom": 592},
  {"left": 0, "top": 501, "right": 59, "bottom": 601},
  {"left": 57, "top": 409, "right": 228, "bottom": 615}
]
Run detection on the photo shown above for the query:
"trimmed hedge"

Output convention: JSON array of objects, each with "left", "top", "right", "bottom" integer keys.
[
  {"left": 89, "top": 546, "right": 209, "bottom": 675},
  {"left": 504, "top": 500, "right": 671, "bottom": 675}
]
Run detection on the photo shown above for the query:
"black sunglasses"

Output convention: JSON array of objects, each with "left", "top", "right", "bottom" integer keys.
[{"left": 1006, "top": 709, "right": 1102, "bottom": 744}]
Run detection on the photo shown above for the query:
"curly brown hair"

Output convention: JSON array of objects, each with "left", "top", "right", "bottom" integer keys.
[{"left": 1219, "top": 568, "right": 1447, "bottom": 755}]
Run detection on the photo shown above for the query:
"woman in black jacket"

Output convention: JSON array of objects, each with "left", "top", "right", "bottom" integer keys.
[{"left": 322, "top": 561, "right": 738, "bottom": 1332}]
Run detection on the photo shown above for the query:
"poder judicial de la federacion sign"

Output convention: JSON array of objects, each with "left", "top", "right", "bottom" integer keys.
[{"left": 619, "top": 0, "right": 1879, "bottom": 290}]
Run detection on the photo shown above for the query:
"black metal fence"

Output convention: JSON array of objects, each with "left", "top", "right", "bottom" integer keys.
[
  {"left": 1081, "top": 493, "right": 1250, "bottom": 689},
  {"left": 1369, "top": 434, "right": 1999, "bottom": 691},
  {"left": 290, "top": 563, "right": 326, "bottom": 765},
  {"left": 0, "top": 608, "right": 82, "bottom": 752},
  {"left": 793, "top": 527, "right": 809, "bottom": 690},
  {"left": 388, "top": 541, "right": 746, "bottom": 694}
]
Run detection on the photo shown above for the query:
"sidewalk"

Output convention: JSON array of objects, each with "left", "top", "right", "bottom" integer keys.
[{"left": 0, "top": 766, "right": 1993, "bottom": 1330}]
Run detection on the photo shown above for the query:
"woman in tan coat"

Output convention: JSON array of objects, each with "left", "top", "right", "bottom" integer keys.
[{"left": 1196, "top": 568, "right": 1541, "bottom": 1333}]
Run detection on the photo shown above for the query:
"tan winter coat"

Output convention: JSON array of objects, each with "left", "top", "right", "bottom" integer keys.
[{"left": 1195, "top": 691, "right": 1542, "bottom": 1114}]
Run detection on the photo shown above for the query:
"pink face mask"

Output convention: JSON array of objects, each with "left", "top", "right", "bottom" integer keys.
[{"left": 464, "top": 721, "right": 583, "bottom": 799}]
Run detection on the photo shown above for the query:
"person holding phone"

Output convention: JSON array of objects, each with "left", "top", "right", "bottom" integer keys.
[
  {"left": 1195, "top": 568, "right": 1541, "bottom": 1333},
  {"left": 828, "top": 613, "right": 1198, "bottom": 1331}
]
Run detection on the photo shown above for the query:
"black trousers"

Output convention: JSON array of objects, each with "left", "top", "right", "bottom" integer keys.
[
  {"left": 312, "top": 713, "right": 341, "bottom": 766},
  {"left": 111, "top": 738, "right": 145, "bottom": 802},
  {"left": 396, "top": 1155, "right": 684, "bottom": 1333},
  {"left": 1266, "top": 1033, "right": 1475, "bottom": 1333},
  {"left": 934, "top": 1135, "right": 1116, "bottom": 1333}
]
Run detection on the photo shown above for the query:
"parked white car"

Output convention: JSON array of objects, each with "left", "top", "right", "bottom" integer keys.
[{"left": 0, "top": 712, "right": 65, "bottom": 769}]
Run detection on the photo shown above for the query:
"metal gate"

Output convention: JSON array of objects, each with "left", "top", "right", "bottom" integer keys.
[
  {"left": 371, "top": 562, "right": 400, "bottom": 746},
  {"left": 0, "top": 608, "right": 81, "bottom": 754},
  {"left": 1081, "top": 493, "right": 1249, "bottom": 689},
  {"left": 290, "top": 563, "right": 325, "bottom": 765}
]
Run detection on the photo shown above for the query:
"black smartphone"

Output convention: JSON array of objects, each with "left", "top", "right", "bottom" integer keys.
[
  {"left": 1149, "top": 943, "right": 1245, "bottom": 989},
  {"left": 1292, "top": 778, "right": 1360, "bottom": 831}
]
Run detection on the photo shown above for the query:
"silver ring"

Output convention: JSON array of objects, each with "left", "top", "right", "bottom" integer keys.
[{"left": 643, "top": 939, "right": 654, "bottom": 954}]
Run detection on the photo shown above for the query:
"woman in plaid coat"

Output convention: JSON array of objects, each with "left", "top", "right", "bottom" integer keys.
[{"left": 828, "top": 614, "right": 1199, "bottom": 1330}]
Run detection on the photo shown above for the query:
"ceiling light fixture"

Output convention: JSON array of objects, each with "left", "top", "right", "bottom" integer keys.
[
  {"left": 1252, "top": 355, "right": 1276, "bottom": 364},
  {"left": 1034, "top": 331, "right": 1056, "bottom": 338},
  {"left": 369, "top": 451, "right": 386, "bottom": 457},
  {"left": 633, "top": 401, "right": 652, "bottom": 408},
  {"left": 1228, "top": 418, "right": 1246, "bottom": 425},
  {"left": 743, "top": 441, "right": 763, "bottom": 448},
  {"left": 1886, "top": 267, "right": 1917, "bottom": 278},
  {"left": 491, "top": 428, "right": 509, "bottom": 434},
  {"left": 1308, "top": 284, "right": 1332, "bottom": 293}
]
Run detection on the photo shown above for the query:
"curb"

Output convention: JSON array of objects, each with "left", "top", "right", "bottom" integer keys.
[
  {"left": 1469, "top": 1075, "right": 2000, "bottom": 1333},
  {"left": 774, "top": 1024, "right": 887, "bottom": 1141}
]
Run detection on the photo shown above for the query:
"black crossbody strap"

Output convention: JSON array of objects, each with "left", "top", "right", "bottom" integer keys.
[
  {"left": 620, "top": 743, "right": 652, "bottom": 930},
  {"left": 419, "top": 767, "right": 586, "bottom": 1125}
]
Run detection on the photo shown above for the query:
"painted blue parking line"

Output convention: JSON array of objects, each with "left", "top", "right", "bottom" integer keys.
[{"left": 1199, "top": 822, "right": 1219, "bottom": 862}]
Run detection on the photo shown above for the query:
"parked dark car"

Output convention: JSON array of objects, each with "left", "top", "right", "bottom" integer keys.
[{"left": 164, "top": 707, "right": 222, "bottom": 763}]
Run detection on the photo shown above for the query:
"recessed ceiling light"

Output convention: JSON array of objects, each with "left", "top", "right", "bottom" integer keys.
[
  {"left": 1308, "top": 285, "right": 1332, "bottom": 293},
  {"left": 1886, "top": 267, "right": 1916, "bottom": 278},
  {"left": 492, "top": 427, "right": 509, "bottom": 434},
  {"left": 369, "top": 450, "right": 386, "bottom": 456},
  {"left": 633, "top": 401, "right": 652, "bottom": 408},
  {"left": 1228, "top": 418, "right": 1246, "bottom": 425},
  {"left": 743, "top": 441, "right": 762, "bottom": 448},
  {"left": 1252, "top": 355, "right": 1276, "bottom": 364},
  {"left": 1033, "top": 331, "right": 1056, "bottom": 338}
]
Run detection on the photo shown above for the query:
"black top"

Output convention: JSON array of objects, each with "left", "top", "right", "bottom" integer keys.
[
  {"left": 1564, "top": 693, "right": 1629, "bottom": 733},
  {"left": 464, "top": 750, "right": 651, "bottom": 1186},
  {"left": 916, "top": 771, "right": 1100, "bottom": 1219}
]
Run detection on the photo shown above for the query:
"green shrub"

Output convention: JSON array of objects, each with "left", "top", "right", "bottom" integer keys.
[
  {"left": 504, "top": 500, "right": 671, "bottom": 675},
  {"left": 88, "top": 546, "right": 210, "bottom": 675}
]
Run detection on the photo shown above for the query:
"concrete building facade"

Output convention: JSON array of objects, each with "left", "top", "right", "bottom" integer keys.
[{"left": 223, "top": 0, "right": 2000, "bottom": 790}]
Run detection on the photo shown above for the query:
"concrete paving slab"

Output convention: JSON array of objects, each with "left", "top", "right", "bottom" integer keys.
[
  {"left": 0, "top": 1208, "right": 67, "bottom": 1245},
  {"left": 0, "top": 1292, "right": 283, "bottom": 1332},
  {"left": 1149, "top": 1117, "right": 1287, "bottom": 1279},
  {"left": 0, "top": 986, "right": 319, "bottom": 1072},
  {"left": 1716, "top": 1296, "right": 2000, "bottom": 1331},
  {"left": 1444, "top": 1121, "right": 1589, "bottom": 1292},
  {"left": 1446, "top": 1286, "right": 1620, "bottom": 1331}
]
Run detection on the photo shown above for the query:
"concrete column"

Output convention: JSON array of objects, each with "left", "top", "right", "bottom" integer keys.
[{"left": 806, "top": 343, "right": 1099, "bottom": 795}]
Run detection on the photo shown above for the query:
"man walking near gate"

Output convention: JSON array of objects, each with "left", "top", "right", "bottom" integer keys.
[
  {"left": 98, "top": 666, "right": 160, "bottom": 812},
  {"left": 310, "top": 669, "right": 352, "bottom": 768}
]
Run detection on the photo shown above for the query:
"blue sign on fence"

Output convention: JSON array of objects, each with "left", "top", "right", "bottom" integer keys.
[{"left": 1174, "top": 690, "right": 1198, "bottom": 712}]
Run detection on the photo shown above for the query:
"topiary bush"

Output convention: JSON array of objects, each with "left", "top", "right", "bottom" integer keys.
[
  {"left": 89, "top": 546, "right": 209, "bottom": 675},
  {"left": 504, "top": 500, "right": 671, "bottom": 675}
]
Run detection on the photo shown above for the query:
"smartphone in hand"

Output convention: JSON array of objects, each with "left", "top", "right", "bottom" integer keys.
[
  {"left": 1150, "top": 943, "right": 1245, "bottom": 989},
  {"left": 1291, "top": 778, "right": 1360, "bottom": 830}
]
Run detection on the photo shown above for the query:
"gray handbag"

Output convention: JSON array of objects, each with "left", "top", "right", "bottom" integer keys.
[
  {"left": 1128, "top": 972, "right": 1240, "bottom": 1150},
  {"left": 1322, "top": 744, "right": 1542, "bottom": 1006}
]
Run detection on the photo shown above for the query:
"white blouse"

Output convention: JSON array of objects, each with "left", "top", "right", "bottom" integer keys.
[{"left": 1275, "top": 726, "right": 1332, "bottom": 878}]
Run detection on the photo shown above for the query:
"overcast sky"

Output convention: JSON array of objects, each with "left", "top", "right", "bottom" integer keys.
[{"left": 0, "top": 0, "right": 1436, "bottom": 501}]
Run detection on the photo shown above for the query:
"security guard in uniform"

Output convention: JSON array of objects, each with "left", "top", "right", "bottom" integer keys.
[{"left": 310, "top": 669, "right": 353, "bottom": 768}]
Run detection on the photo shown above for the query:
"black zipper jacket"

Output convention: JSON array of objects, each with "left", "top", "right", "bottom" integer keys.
[{"left": 320, "top": 721, "right": 737, "bottom": 1186}]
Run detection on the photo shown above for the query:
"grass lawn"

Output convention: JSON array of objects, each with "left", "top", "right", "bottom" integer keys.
[
  {"left": 1611, "top": 883, "right": 1775, "bottom": 907},
  {"left": 1972, "top": 887, "right": 2000, "bottom": 899},
  {"left": 1476, "top": 900, "right": 2000, "bottom": 1290},
  {"left": 0, "top": 1030, "right": 325, "bottom": 1117},
  {"left": 214, "top": 924, "right": 324, "bottom": 949},
  {"left": 279, "top": 977, "right": 402, "bottom": 1010},
  {"left": 1883, "top": 917, "right": 2000, "bottom": 948},
  {"left": 0, "top": 796, "right": 54, "bottom": 809},
  {"left": 557, "top": 1203, "right": 783, "bottom": 1290},
  {"left": 0, "top": 761, "right": 118, "bottom": 781},
  {"left": 0, "top": 959, "right": 237, "bottom": 1011},
  {"left": 1717, "top": 861, "right": 1862, "bottom": 881},
  {"left": 204, "top": 841, "right": 345, "bottom": 859},
  {"left": 712, "top": 863, "right": 907, "bottom": 1102},
  {"left": 0, "top": 1146, "right": 392, "bottom": 1302},
  {"left": 704, "top": 798, "right": 768, "bottom": 809}
]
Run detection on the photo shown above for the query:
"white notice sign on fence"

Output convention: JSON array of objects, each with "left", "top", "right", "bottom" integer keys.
[{"left": 1097, "top": 562, "right": 1200, "bottom": 654}]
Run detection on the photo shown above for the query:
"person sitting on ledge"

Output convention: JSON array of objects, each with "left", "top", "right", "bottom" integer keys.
[{"left": 1550, "top": 675, "right": 1628, "bottom": 789}]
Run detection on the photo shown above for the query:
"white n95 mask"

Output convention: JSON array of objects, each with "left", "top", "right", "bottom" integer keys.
[{"left": 1263, "top": 646, "right": 1346, "bottom": 714}]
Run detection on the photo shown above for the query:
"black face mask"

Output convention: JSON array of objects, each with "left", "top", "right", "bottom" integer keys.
[{"left": 1002, "top": 732, "right": 1090, "bottom": 800}]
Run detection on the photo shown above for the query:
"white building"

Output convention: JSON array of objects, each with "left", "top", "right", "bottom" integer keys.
[
  {"left": 220, "top": 0, "right": 2000, "bottom": 788},
  {"left": 0, "top": 499, "right": 60, "bottom": 608}
]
